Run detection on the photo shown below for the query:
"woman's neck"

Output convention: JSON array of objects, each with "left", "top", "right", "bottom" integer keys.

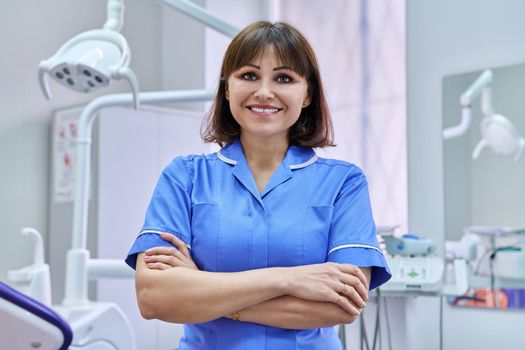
[{"left": 239, "top": 133, "right": 288, "bottom": 170}]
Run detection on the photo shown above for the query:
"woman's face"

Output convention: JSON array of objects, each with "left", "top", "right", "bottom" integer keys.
[{"left": 226, "top": 47, "right": 310, "bottom": 143}]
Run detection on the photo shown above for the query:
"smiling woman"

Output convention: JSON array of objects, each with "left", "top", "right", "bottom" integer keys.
[
  {"left": 225, "top": 48, "right": 310, "bottom": 144},
  {"left": 125, "top": 21, "right": 391, "bottom": 350},
  {"left": 203, "top": 21, "right": 333, "bottom": 148}
]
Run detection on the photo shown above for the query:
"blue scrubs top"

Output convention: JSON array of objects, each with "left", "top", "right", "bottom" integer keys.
[{"left": 126, "top": 139, "right": 391, "bottom": 350}]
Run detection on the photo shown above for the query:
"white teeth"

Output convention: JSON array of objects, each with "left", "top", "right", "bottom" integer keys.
[{"left": 250, "top": 107, "right": 279, "bottom": 113}]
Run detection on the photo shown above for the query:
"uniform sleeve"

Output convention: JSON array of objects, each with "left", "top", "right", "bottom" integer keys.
[
  {"left": 125, "top": 157, "right": 192, "bottom": 270},
  {"left": 326, "top": 169, "right": 391, "bottom": 290}
]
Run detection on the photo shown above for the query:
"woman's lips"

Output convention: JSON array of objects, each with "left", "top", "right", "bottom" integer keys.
[{"left": 246, "top": 104, "right": 283, "bottom": 116}]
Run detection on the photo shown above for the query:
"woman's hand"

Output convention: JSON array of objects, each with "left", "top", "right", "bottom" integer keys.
[
  {"left": 142, "top": 233, "right": 198, "bottom": 270},
  {"left": 284, "top": 262, "right": 369, "bottom": 316}
]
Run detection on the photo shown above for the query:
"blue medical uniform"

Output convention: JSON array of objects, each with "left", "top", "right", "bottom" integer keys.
[{"left": 126, "top": 139, "right": 391, "bottom": 350}]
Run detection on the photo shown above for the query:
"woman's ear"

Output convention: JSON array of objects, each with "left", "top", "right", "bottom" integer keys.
[
  {"left": 302, "top": 95, "right": 311, "bottom": 108},
  {"left": 302, "top": 86, "right": 312, "bottom": 108},
  {"left": 222, "top": 77, "right": 230, "bottom": 101}
]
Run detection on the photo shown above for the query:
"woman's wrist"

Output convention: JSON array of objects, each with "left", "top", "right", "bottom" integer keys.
[{"left": 274, "top": 267, "right": 293, "bottom": 295}]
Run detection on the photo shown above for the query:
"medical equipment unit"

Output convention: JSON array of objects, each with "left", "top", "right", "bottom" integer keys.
[
  {"left": 443, "top": 69, "right": 525, "bottom": 162},
  {"left": 378, "top": 226, "right": 468, "bottom": 295},
  {"left": 1, "top": 1, "right": 238, "bottom": 349},
  {"left": 355, "top": 227, "right": 468, "bottom": 350},
  {"left": 446, "top": 226, "right": 525, "bottom": 282},
  {"left": 443, "top": 226, "right": 525, "bottom": 314}
]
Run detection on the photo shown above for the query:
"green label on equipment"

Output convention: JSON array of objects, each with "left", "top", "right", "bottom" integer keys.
[{"left": 408, "top": 271, "right": 419, "bottom": 278}]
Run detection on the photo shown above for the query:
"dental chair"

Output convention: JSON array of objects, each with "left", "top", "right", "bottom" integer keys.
[
  {"left": 5, "top": 226, "right": 136, "bottom": 350},
  {"left": 0, "top": 281, "right": 72, "bottom": 350}
]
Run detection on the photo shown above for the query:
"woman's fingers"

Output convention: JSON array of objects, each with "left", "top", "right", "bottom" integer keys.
[
  {"left": 340, "top": 275, "right": 368, "bottom": 305},
  {"left": 144, "top": 234, "right": 199, "bottom": 270},
  {"left": 160, "top": 233, "right": 191, "bottom": 257},
  {"left": 144, "top": 253, "right": 197, "bottom": 269},
  {"left": 339, "top": 281, "right": 367, "bottom": 308},
  {"left": 336, "top": 264, "right": 369, "bottom": 305},
  {"left": 145, "top": 246, "right": 184, "bottom": 259},
  {"left": 337, "top": 264, "right": 369, "bottom": 290},
  {"left": 146, "top": 262, "right": 173, "bottom": 270},
  {"left": 285, "top": 262, "right": 369, "bottom": 310},
  {"left": 333, "top": 293, "right": 362, "bottom": 316},
  {"left": 144, "top": 254, "right": 185, "bottom": 267}
]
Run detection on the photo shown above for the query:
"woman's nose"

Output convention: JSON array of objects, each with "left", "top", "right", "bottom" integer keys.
[{"left": 253, "top": 80, "right": 275, "bottom": 100}]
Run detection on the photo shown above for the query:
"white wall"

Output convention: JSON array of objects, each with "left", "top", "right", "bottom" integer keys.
[
  {"left": 0, "top": 0, "right": 162, "bottom": 281},
  {"left": 406, "top": 0, "right": 525, "bottom": 349},
  {"left": 162, "top": 0, "right": 204, "bottom": 91}
]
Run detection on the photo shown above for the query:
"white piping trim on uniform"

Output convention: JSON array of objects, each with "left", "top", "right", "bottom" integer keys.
[
  {"left": 139, "top": 230, "right": 191, "bottom": 249},
  {"left": 290, "top": 154, "right": 318, "bottom": 169},
  {"left": 139, "top": 229, "right": 168, "bottom": 236},
  {"left": 218, "top": 149, "right": 318, "bottom": 169},
  {"left": 217, "top": 150, "right": 237, "bottom": 165},
  {"left": 328, "top": 244, "right": 384, "bottom": 255}
]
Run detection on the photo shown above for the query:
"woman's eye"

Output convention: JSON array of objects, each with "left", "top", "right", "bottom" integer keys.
[
  {"left": 276, "top": 75, "right": 293, "bottom": 83},
  {"left": 242, "top": 72, "right": 257, "bottom": 81}
]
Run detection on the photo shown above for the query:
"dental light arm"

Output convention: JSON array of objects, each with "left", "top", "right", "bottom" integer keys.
[
  {"left": 459, "top": 69, "right": 493, "bottom": 108},
  {"left": 104, "top": 0, "right": 124, "bottom": 32},
  {"left": 443, "top": 107, "right": 472, "bottom": 141},
  {"left": 443, "top": 70, "right": 493, "bottom": 140},
  {"left": 160, "top": 0, "right": 240, "bottom": 37},
  {"left": 63, "top": 89, "right": 214, "bottom": 306}
]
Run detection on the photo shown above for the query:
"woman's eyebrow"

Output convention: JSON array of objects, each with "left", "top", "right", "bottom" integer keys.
[
  {"left": 273, "top": 66, "right": 292, "bottom": 71},
  {"left": 243, "top": 63, "right": 293, "bottom": 71}
]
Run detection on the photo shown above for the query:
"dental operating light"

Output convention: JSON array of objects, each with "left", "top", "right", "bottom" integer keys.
[
  {"left": 443, "top": 69, "right": 525, "bottom": 162},
  {"left": 38, "top": 0, "right": 140, "bottom": 109},
  {"left": 473, "top": 114, "right": 525, "bottom": 161}
]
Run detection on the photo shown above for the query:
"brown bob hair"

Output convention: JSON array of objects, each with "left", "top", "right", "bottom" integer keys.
[{"left": 201, "top": 21, "right": 334, "bottom": 148}]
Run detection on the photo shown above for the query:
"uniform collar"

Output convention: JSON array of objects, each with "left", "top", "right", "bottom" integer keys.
[{"left": 217, "top": 138, "right": 318, "bottom": 170}]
